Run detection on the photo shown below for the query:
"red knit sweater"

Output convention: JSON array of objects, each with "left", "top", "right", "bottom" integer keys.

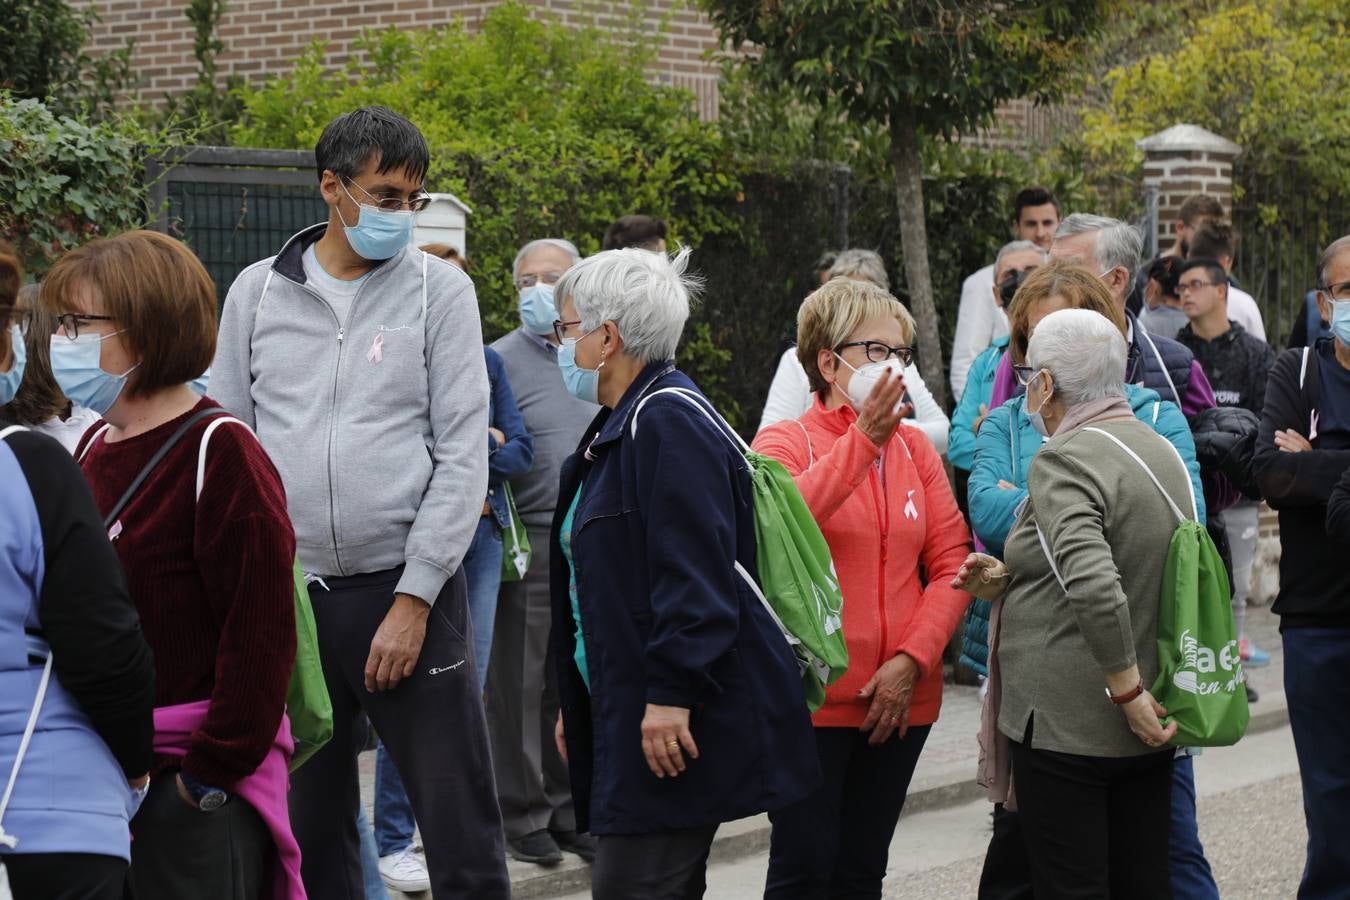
[
  {"left": 76, "top": 398, "right": 296, "bottom": 788},
  {"left": 752, "top": 396, "right": 973, "bottom": 729}
]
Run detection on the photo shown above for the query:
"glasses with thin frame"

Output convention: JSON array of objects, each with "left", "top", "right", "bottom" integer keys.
[
  {"left": 1321, "top": 281, "right": 1350, "bottom": 302},
  {"left": 1177, "top": 279, "right": 1222, "bottom": 296},
  {"left": 517, "top": 271, "right": 566, "bottom": 290},
  {"left": 343, "top": 177, "right": 432, "bottom": 213},
  {"left": 836, "top": 340, "right": 913, "bottom": 366},
  {"left": 55, "top": 313, "right": 115, "bottom": 341},
  {"left": 1012, "top": 363, "right": 1037, "bottom": 387},
  {"left": 553, "top": 319, "right": 583, "bottom": 343}
]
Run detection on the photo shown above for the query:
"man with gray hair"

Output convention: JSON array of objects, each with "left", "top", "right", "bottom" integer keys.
[
  {"left": 828, "top": 248, "right": 890, "bottom": 289},
  {"left": 1051, "top": 213, "right": 1218, "bottom": 420},
  {"left": 486, "top": 237, "right": 599, "bottom": 866}
]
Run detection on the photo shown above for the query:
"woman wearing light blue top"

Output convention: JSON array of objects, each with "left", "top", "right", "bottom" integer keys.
[{"left": 949, "top": 241, "right": 1044, "bottom": 476}]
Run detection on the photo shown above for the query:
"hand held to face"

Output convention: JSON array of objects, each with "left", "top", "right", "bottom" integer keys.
[{"left": 855, "top": 370, "right": 907, "bottom": 447}]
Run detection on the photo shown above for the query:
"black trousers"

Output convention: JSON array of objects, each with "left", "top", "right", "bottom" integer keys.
[
  {"left": 1010, "top": 730, "right": 1173, "bottom": 900},
  {"left": 590, "top": 825, "right": 720, "bottom": 900},
  {"left": 977, "top": 803, "right": 1035, "bottom": 900},
  {"left": 765, "top": 725, "right": 932, "bottom": 899},
  {"left": 4, "top": 852, "right": 127, "bottom": 900},
  {"left": 289, "top": 567, "right": 509, "bottom": 899},
  {"left": 128, "top": 771, "right": 272, "bottom": 899}
]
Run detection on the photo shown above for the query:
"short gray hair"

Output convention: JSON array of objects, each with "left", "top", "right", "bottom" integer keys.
[
  {"left": 1317, "top": 234, "right": 1350, "bottom": 290},
  {"left": 994, "top": 240, "right": 1045, "bottom": 280},
  {"left": 828, "top": 248, "right": 889, "bottom": 291},
  {"left": 1027, "top": 308, "right": 1128, "bottom": 406},
  {"left": 512, "top": 238, "right": 581, "bottom": 281},
  {"left": 553, "top": 246, "right": 701, "bottom": 364},
  {"left": 1054, "top": 213, "right": 1143, "bottom": 277}
]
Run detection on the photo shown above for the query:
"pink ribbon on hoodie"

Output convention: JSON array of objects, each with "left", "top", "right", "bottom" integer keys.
[{"left": 151, "top": 701, "right": 305, "bottom": 900}]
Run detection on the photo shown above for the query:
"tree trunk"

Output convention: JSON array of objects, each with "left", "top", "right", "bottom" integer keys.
[{"left": 888, "top": 105, "right": 947, "bottom": 411}]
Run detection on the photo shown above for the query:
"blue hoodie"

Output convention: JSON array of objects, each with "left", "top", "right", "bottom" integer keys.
[{"left": 959, "top": 383, "right": 1205, "bottom": 677}]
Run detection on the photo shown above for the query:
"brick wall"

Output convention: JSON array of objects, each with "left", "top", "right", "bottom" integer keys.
[{"left": 1137, "top": 125, "right": 1242, "bottom": 253}]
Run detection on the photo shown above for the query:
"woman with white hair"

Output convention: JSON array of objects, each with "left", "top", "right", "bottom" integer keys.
[
  {"left": 955, "top": 307, "right": 1188, "bottom": 899},
  {"left": 547, "top": 247, "right": 819, "bottom": 898}
]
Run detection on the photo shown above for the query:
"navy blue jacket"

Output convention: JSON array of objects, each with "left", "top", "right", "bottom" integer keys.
[
  {"left": 484, "top": 346, "right": 534, "bottom": 528},
  {"left": 550, "top": 363, "right": 820, "bottom": 835}
]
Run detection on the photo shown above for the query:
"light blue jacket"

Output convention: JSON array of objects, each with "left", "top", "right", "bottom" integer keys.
[
  {"left": 969, "top": 383, "right": 1207, "bottom": 560},
  {"left": 949, "top": 336, "right": 1008, "bottom": 472}
]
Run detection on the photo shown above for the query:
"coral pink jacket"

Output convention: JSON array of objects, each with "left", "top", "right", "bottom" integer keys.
[{"left": 752, "top": 397, "right": 972, "bottom": 729}]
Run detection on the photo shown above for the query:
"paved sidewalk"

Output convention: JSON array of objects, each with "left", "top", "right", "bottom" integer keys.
[{"left": 364, "top": 602, "right": 1287, "bottom": 899}]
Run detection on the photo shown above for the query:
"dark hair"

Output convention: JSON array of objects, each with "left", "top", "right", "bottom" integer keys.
[
  {"left": 814, "top": 250, "right": 838, "bottom": 275},
  {"left": 315, "top": 106, "right": 429, "bottom": 185},
  {"left": 3, "top": 285, "right": 69, "bottom": 425},
  {"left": 419, "top": 243, "right": 469, "bottom": 271},
  {"left": 1012, "top": 186, "right": 1059, "bottom": 222},
  {"left": 1177, "top": 257, "right": 1228, "bottom": 289},
  {"left": 1178, "top": 194, "right": 1225, "bottom": 227},
  {"left": 602, "top": 214, "right": 668, "bottom": 251},
  {"left": 40, "top": 231, "right": 218, "bottom": 400},
  {"left": 0, "top": 243, "right": 19, "bottom": 381},
  {"left": 1146, "top": 255, "right": 1182, "bottom": 300},
  {"left": 1187, "top": 221, "right": 1236, "bottom": 261}
]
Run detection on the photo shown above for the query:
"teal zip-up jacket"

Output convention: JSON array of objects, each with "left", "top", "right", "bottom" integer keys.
[
  {"left": 948, "top": 335, "right": 1008, "bottom": 472},
  {"left": 960, "top": 383, "right": 1206, "bottom": 676}
]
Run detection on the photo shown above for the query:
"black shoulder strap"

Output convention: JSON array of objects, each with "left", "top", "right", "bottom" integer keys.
[{"left": 102, "top": 408, "right": 226, "bottom": 529}]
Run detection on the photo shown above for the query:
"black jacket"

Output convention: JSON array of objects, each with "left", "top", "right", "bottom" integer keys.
[
  {"left": 1328, "top": 465, "right": 1350, "bottom": 544},
  {"left": 1176, "top": 322, "right": 1276, "bottom": 416},
  {"left": 1253, "top": 343, "right": 1350, "bottom": 627},
  {"left": 1191, "top": 406, "right": 1262, "bottom": 500}
]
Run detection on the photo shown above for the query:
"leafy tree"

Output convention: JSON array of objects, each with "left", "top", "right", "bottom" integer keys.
[
  {"left": 0, "top": 0, "right": 135, "bottom": 120},
  {"left": 699, "top": 0, "right": 1106, "bottom": 406}
]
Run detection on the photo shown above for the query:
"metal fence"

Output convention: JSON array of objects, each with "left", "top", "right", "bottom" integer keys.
[
  {"left": 147, "top": 147, "right": 326, "bottom": 305},
  {"left": 1232, "top": 173, "right": 1350, "bottom": 349}
]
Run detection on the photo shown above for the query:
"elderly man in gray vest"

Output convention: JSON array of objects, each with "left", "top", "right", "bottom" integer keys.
[{"left": 486, "top": 238, "right": 599, "bottom": 866}]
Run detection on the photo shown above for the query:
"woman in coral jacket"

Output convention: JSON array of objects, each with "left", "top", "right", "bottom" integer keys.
[{"left": 752, "top": 278, "right": 973, "bottom": 898}]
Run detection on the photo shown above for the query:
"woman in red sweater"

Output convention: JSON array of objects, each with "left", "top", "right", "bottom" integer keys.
[
  {"left": 753, "top": 277, "right": 972, "bottom": 898},
  {"left": 44, "top": 231, "right": 299, "bottom": 899}
]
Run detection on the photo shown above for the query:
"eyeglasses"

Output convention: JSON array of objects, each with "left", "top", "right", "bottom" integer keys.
[
  {"left": 1321, "top": 281, "right": 1350, "bottom": 301},
  {"left": 516, "top": 271, "right": 566, "bottom": 290},
  {"left": 55, "top": 313, "right": 115, "bottom": 340},
  {"left": 553, "top": 319, "right": 583, "bottom": 343},
  {"left": 1012, "top": 364, "right": 1038, "bottom": 387},
  {"left": 1177, "top": 279, "right": 1221, "bottom": 296},
  {"left": 836, "top": 340, "right": 913, "bottom": 366},
  {"left": 343, "top": 178, "right": 432, "bottom": 213}
]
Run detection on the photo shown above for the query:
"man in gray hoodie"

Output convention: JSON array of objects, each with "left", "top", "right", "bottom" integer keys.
[{"left": 212, "top": 106, "right": 509, "bottom": 898}]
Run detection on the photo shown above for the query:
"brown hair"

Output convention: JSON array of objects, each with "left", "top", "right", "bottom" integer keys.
[
  {"left": 2, "top": 286, "right": 70, "bottom": 425},
  {"left": 39, "top": 231, "right": 218, "bottom": 399},
  {"left": 420, "top": 243, "right": 469, "bottom": 271},
  {"left": 1008, "top": 258, "right": 1127, "bottom": 362},
  {"left": 0, "top": 243, "right": 20, "bottom": 379},
  {"left": 796, "top": 278, "right": 916, "bottom": 395},
  {"left": 1178, "top": 194, "right": 1225, "bottom": 227}
]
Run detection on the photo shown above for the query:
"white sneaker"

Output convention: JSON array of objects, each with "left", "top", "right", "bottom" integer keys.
[{"left": 379, "top": 846, "right": 431, "bottom": 893}]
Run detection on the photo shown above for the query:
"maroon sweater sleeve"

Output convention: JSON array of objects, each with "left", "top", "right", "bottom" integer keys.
[{"left": 183, "top": 423, "right": 297, "bottom": 788}]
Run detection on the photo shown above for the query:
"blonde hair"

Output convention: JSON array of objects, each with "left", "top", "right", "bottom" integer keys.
[
  {"left": 796, "top": 278, "right": 915, "bottom": 395},
  {"left": 1008, "top": 258, "right": 1126, "bottom": 362}
]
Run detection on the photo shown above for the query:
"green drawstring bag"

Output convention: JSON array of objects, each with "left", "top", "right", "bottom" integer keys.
[
  {"left": 499, "top": 482, "right": 533, "bottom": 583},
  {"left": 287, "top": 562, "right": 334, "bottom": 771},
  {"left": 1039, "top": 426, "right": 1248, "bottom": 748},
  {"left": 631, "top": 387, "right": 849, "bottom": 711}
]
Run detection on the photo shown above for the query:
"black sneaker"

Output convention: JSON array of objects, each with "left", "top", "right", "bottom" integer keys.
[
  {"left": 1246, "top": 684, "right": 1260, "bottom": 703},
  {"left": 551, "top": 828, "right": 598, "bottom": 863},
  {"left": 507, "top": 829, "right": 564, "bottom": 866}
]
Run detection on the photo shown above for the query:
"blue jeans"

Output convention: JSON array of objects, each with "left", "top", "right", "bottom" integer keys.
[
  {"left": 357, "top": 805, "right": 391, "bottom": 900},
  {"left": 372, "top": 516, "right": 502, "bottom": 858},
  {"left": 1169, "top": 753, "right": 1219, "bottom": 899},
  {"left": 1283, "top": 626, "right": 1350, "bottom": 899}
]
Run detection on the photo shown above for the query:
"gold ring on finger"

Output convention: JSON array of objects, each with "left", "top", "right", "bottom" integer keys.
[{"left": 667, "top": 741, "right": 680, "bottom": 749}]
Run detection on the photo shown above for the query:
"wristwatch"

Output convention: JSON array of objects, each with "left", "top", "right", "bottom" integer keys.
[
  {"left": 178, "top": 769, "right": 228, "bottom": 812},
  {"left": 1106, "top": 681, "right": 1144, "bottom": 705}
]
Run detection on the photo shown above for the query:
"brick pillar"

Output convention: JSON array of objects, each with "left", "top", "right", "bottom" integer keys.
[{"left": 1136, "top": 124, "right": 1242, "bottom": 256}]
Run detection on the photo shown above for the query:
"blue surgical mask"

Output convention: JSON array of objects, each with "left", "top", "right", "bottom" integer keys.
[
  {"left": 1026, "top": 369, "right": 1054, "bottom": 438},
  {"left": 0, "top": 323, "right": 27, "bottom": 405},
  {"left": 338, "top": 182, "right": 415, "bottom": 261},
  {"left": 49, "top": 331, "right": 139, "bottom": 416},
  {"left": 557, "top": 328, "right": 602, "bottom": 404},
  {"left": 190, "top": 367, "right": 210, "bottom": 396},
  {"left": 519, "top": 283, "right": 558, "bottom": 336},
  {"left": 1331, "top": 299, "right": 1350, "bottom": 346}
]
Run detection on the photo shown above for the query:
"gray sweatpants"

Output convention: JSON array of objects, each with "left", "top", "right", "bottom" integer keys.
[
  {"left": 1223, "top": 500, "right": 1260, "bottom": 637},
  {"left": 289, "top": 566, "right": 509, "bottom": 899}
]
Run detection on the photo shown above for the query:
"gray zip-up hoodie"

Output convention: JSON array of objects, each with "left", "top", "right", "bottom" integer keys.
[{"left": 211, "top": 224, "right": 488, "bottom": 605}]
